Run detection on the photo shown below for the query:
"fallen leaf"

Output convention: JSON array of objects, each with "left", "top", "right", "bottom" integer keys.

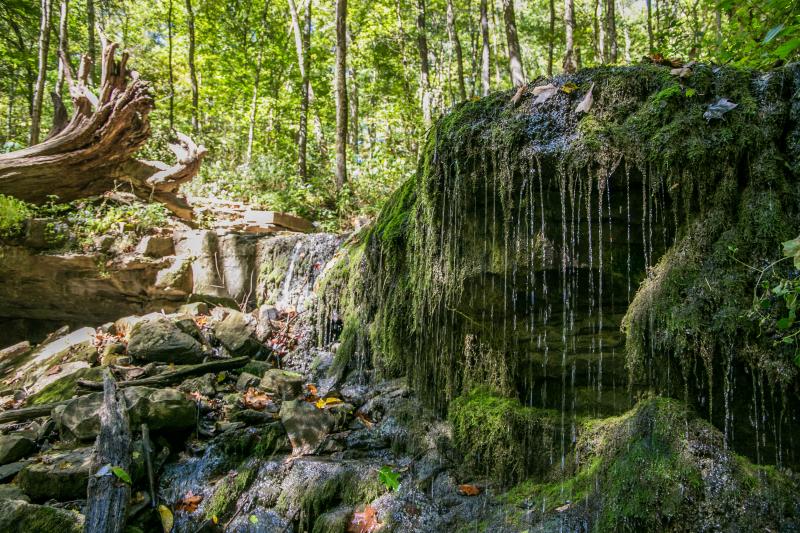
[
  {"left": 249, "top": 515, "right": 259, "bottom": 524},
  {"left": 176, "top": 491, "right": 203, "bottom": 513},
  {"left": 45, "top": 365, "right": 62, "bottom": 376},
  {"left": 194, "top": 316, "right": 209, "bottom": 328},
  {"left": 111, "top": 466, "right": 132, "bottom": 485},
  {"left": 315, "top": 397, "right": 344, "bottom": 409},
  {"left": 575, "top": 83, "right": 594, "bottom": 114},
  {"left": 243, "top": 387, "right": 272, "bottom": 410},
  {"left": 532, "top": 83, "right": 558, "bottom": 105},
  {"left": 703, "top": 98, "right": 738, "bottom": 121},
  {"left": 306, "top": 383, "right": 319, "bottom": 396},
  {"left": 561, "top": 82, "right": 578, "bottom": 94},
  {"left": 458, "top": 484, "right": 481, "bottom": 496},
  {"left": 378, "top": 466, "right": 400, "bottom": 491},
  {"left": 348, "top": 505, "right": 383, "bottom": 533},
  {"left": 211, "top": 514, "right": 219, "bottom": 525},
  {"left": 158, "top": 504, "right": 174, "bottom": 533},
  {"left": 510, "top": 85, "right": 526, "bottom": 106},
  {"left": 555, "top": 502, "right": 571, "bottom": 512},
  {"left": 355, "top": 411, "right": 374, "bottom": 428}
]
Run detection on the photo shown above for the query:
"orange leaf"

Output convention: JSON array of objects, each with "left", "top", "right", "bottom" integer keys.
[
  {"left": 175, "top": 491, "right": 203, "bottom": 513},
  {"left": 348, "top": 505, "right": 383, "bottom": 533},
  {"left": 306, "top": 383, "right": 318, "bottom": 396},
  {"left": 458, "top": 484, "right": 481, "bottom": 496},
  {"left": 355, "top": 412, "right": 374, "bottom": 428},
  {"left": 243, "top": 387, "right": 272, "bottom": 410}
]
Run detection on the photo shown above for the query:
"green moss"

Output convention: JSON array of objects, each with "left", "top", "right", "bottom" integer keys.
[
  {"left": 449, "top": 388, "right": 562, "bottom": 486},
  {"left": 205, "top": 465, "right": 256, "bottom": 520},
  {"left": 0, "top": 194, "right": 31, "bottom": 239},
  {"left": 27, "top": 366, "right": 104, "bottom": 405}
]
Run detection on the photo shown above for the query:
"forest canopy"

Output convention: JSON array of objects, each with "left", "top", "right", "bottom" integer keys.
[{"left": 0, "top": 0, "right": 798, "bottom": 229}]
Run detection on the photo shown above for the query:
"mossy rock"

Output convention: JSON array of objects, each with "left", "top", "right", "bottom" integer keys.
[
  {"left": 0, "top": 499, "right": 83, "bottom": 532},
  {"left": 27, "top": 366, "right": 104, "bottom": 405}
]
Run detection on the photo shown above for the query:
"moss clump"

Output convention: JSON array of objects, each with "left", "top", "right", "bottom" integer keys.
[
  {"left": 205, "top": 464, "right": 257, "bottom": 520},
  {"left": 498, "top": 397, "right": 800, "bottom": 532},
  {"left": 449, "top": 388, "right": 562, "bottom": 486},
  {"left": 27, "top": 366, "right": 104, "bottom": 405}
]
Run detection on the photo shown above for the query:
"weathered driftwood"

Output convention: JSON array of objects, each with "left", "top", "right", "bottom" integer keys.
[
  {"left": 0, "top": 36, "right": 205, "bottom": 220},
  {"left": 84, "top": 373, "right": 131, "bottom": 533},
  {"left": 76, "top": 356, "right": 250, "bottom": 390},
  {"left": 0, "top": 399, "right": 71, "bottom": 424}
]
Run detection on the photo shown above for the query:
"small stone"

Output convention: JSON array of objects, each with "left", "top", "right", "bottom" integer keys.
[
  {"left": 178, "top": 302, "right": 209, "bottom": 316},
  {"left": 93, "top": 234, "right": 115, "bottom": 252},
  {"left": 261, "top": 369, "right": 304, "bottom": 400},
  {"left": 236, "top": 372, "right": 261, "bottom": 391},
  {"left": 0, "top": 435, "right": 36, "bottom": 465},
  {"left": 127, "top": 317, "right": 206, "bottom": 364},
  {"left": 279, "top": 400, "right": 333, "bottom": 453}
]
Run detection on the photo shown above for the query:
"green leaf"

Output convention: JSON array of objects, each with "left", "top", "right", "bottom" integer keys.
[
  {"left": 378, "top": 465, "right": 400, "bottom": 491},
  {"left": 777, "top": 316, "right": 794, "bottom": 330},
  {"left": 111, "top": 466, "right": 132, "bottom": 484},
  {"left": 775, "top": 37, "right": 800, "bottom": 59},
  {"left": 249, "top": 515, "right": 259, "bottom": 524},
  {"left": 764, "top": 24, "right": 784, "bottom": 44}
]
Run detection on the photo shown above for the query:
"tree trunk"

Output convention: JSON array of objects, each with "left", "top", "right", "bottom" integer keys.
[
  {"left": 563, "top": 0, "right": 577, "bottom": 73},
  {"left": 416, "top": 0, "right": 431, "bottom": 125},
  {"left": 446, "top": 0, "right": 466, "bottom": 101},
  {"left": 547, "top": 0, "right": 555, "bottom": 76},
  {"left": 646, "top": 0, "right": 654, "bottom": 53},
  {"left": 606, "top": 0, "right": 617, "bottom": 62},
  {"left": 246, "top": 1, "right": 271, "bottom": 166},
  {"left": 501, "top": 0, "right": 524, "bottom": 86},
  {"left": 334, "top": 0, "right": 348, "bottom": 190},
  {"left": 480, "top": 0, "right": 490, "bottom": 96},
  {"left": 0, "top": 41, "right": 206, "bottom": 220},
  {"left": 185, "top": 0, "right": 199, "bottom": 134},
  {"left": 167, "top": 0, "right": 175, "bottom": 130},
  {"left": 87, "top": 0, "right": 96, "bottom": 80},
  {"left": 56, "top": 0, "right": 69, "bottom": 98},
  {"left": 594, "top": 0, "right": 605, "bottom": 64},
  {"left": 84, "top": 373, "right": 131, "bottom": 533},
  {"left": 289, "top": 0, "right": 310, "bottom": 182},
  {"left": 30, "top": 0, "right": 52, "bottom": 146}
]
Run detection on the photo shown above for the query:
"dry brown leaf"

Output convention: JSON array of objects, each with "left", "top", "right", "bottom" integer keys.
[
  {"left": 670, "top": 66, "right": 692, "bottom": 78},
  {"left": 306, "top": 383, "right": 318, "bottom": 396},
  {"left": 510, "top": 85, "right": 526, "bottom": 106},
  {"left": 555, "top": 502, "right": 571, "bottom": 512},
  {"left": 348, "top": 505, "right": 383, "bottom": 533},
  {"left": 355, "top": 411, "right": 374, "bottom": 428},
  {"left": 243, "top": 387, "right": 272, "bottom": 410},
  {"left": 176, "top": 491, "right": 203, "bottom": 513},
  {"left": 575, "top": 83, "right": 594, "bottom": 114},
  {"left": 45, "top": 365, "right": 62, "bottom": 376},
  {"left": 532, "top": 83, "right": 558, "bottom": 105},
  {"left": 458, "top": 484, "right": 481, "bottom": 496}
]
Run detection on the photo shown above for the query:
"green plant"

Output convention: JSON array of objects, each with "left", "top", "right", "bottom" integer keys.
[
  {"left": 0, "top": 194, "right": 31, "bottom": 238},
  {"left": 377, "top": 465, "right": 400, "bottom": 491}
]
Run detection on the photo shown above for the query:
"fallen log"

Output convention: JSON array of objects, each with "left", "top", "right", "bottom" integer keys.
[
  {"left": 84, "top": 372, "right": 131, "bottom": 533},
  {"left": 76, "top": 356, "right": 250, "bottom": 390},
  {"left": 0, "top": 36, "right": 205, "bottom": 220},
  {"left": 0, "top": 400, "right": 71, "bottom": 424}
]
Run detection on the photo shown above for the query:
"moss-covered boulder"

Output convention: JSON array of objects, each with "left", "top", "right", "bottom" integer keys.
[
  {"left": 127, "top": 316, "right": 206, "bottom": 364},
  {"left": 0, "top": 499, "right": 83, "bottom": 532}
]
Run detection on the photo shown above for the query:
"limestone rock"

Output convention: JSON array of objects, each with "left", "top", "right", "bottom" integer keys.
[
  {"left": 213, "top": 310, "right": 261, "bottom": 356},
  {"left": 0, "top": 499, "right": 83, "bottom": 532},
  {"left": 0, "top": 435, "right": 36, "bottom": 465},
  {"left": 261, "top": 369, "right": 304, "bottom": 400},
  {"left": 279, "top": 400, "right": 333, "bottom": 453},
  {"left": 17, "top": 447, "right": 92, "bottom": 502},
  {"left": 135, "top": 235, "right": 175, "bottom": 258},
  {"left": 127, "top": 317, "right": 205, "bottom": 364},
  {"left": 54, "top": 386, "right": 197, "bottom": 440}
]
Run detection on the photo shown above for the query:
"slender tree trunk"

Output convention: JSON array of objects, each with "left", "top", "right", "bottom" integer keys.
[
  {"left": 416, "top": 0, "right": 431, "bottom": 125},
  {"left": 288, "top": 0, "right": 310, "bottom": 180},
  {"left": 88, "top": 0, "right": 96, "bottom": 79},
  {"left": 645, "top": 0, "right": 653, "bottom": 53},
  {"left": 185, "top": 0, "right": 198, "bottom": 134},
  {"left": 594, "top": 0, "right": 605, "bottom": 63},
  {"left": 468, "top": 0, "right": 478, "bottom": 96},
  {"left": 446, "top": 0, "right": 466, "bottom": 101},
  {"left": 6, "top": 73, "right": 16, "bottom": 143},
  {"left": 30, "top": 0, "right": 52, "bottom": 146},
  {"left": 480, "top": 0, "right": 490, "bottom": 95},
  {"left": 334, "top": 0, "right": 347, "bottom": 190},
  {"left": 56, "top": 0, "right": 69, "bottom": 98},
  {"left": 547, "top": 0, "right": 555, "bottom": 76},
  {"left": 349, "top": 66, "right": 358, "bottom": 149},
  {"left": 501, "top": 0, "right": 524, "bottom": 86},
  {"left": 490, "top": 4, "right": 503, "bottom": 85},
  {"left": 715, "top": 7, "right": 721, "bottom": 52},
  {"left": 246, "top": 0, "right": 271, "bottom": 166},
  {"left": 606, "top": 0, "right": 617, "bottom": 62},
  {"left": 167, "top": 0, "right": 174, "bottom": 130},
  {"left": 563, "top": 0, "right": 577, "bottom": 72}
]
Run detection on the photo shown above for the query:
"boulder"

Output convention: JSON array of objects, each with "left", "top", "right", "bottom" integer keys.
[
  {"left": 235, "top": 372, "right": 260, "bottom": 391},
  {"left": 213, "top": 310, "right": 261, "bottom": 356},
  {"left": 0, "top": 499, "right": 83, "bottom": 532},
  {"left": 17, "top": 447, "right": 92, "bottom": 502},
  {"left": 279, "top": 400, "right": 333, "bottom": 453},
  {"left": 135, "top": 235, "right": 175, "bottom": 258},
  {"left": 0, "top": 435, "right": 36, "bottom": 465},
  {"left": 178, "top": 302, "right": 209, "bottom": 316},
  {"left": 0, "top": 461, "right": 27, "bottom": 482},
  {"left": 255, "top": 305, "right": 278, "bottom": 341},
  {"left": 127, "top": 317, "right": 206, "bottom": 364},
  {"left": 54, "top": 386, "right": 197, "bottom": 440},
  {"left": 261, "top": 369, "right": 304, "bottom": 400},
  {"left": 0, "top": 484, "right": 29, "bottom": 501}
]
